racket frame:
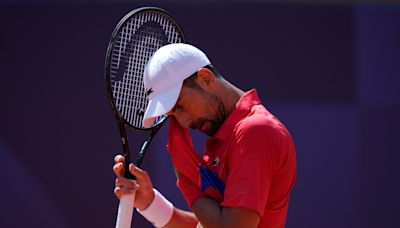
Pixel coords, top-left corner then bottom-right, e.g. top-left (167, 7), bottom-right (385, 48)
top-left (104, 6), bottom-right (186, 178)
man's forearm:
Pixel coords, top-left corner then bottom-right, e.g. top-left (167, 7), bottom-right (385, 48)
top-left (160, 196), bottom-right (223, 228)
top-left (191, 196), bottom-right (224, 228)
top-left (191, 196), bottom-right (260, 228)
top-left (163, 207), bottom-right (198, 228)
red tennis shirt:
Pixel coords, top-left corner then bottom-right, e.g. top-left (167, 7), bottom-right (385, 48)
top-left (168, 89), bottom-right (296, 228)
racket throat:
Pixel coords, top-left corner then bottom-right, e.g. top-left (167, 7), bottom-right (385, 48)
top-left (118, 123), bottom-right (135, 180)
top-left (134, 126), bottom-right (160, 167)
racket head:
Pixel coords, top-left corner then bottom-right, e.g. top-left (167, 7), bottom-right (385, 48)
top-left (105, 7), bottom-right (186, 130)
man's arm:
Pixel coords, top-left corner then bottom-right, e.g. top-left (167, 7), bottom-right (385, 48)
top-left (192, 196), bottom-right (260, 228)
top-left (172, 167), bottom-right (260, 228)
top-left (113, 155), bottom-right (259, 228)
top-left (162, 196), bottom-right (260, 228)
top-left (162, 208), bottom-right (198, 228)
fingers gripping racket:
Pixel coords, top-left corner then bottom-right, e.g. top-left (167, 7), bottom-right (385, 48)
top-left (104, 7), bottom-right (185, 228)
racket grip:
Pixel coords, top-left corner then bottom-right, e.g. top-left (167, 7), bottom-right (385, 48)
top-left (116, 193), bottom-right (135, 228)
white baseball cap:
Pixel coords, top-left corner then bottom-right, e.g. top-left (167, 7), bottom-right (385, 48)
top-left (142, 43), bottom-right (211, 128)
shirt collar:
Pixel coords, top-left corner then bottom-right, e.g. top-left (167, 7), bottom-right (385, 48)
top-left (211, 89), bottom-right (261, 141)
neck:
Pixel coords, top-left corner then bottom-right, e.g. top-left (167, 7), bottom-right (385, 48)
top-left (216, 78), bottom-right (244, 116)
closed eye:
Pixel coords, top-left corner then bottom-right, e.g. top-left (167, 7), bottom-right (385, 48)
top-left (175, 104), bottom-right (183, 112)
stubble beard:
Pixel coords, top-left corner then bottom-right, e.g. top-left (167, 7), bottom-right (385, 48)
top-left (201, 94), bottom-right (227, 137)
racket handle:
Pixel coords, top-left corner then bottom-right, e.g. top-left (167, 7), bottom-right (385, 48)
top-left (116, 193), bottom-right (135, 228)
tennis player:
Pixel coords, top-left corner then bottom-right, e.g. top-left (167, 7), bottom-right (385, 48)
top-left (113, 43), bottom-right (296, 228)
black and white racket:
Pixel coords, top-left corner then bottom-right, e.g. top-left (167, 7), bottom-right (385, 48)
top-left (104, 7), bottom-right (185, 228)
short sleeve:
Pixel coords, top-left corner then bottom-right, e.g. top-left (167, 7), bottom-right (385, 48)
top-left (220, 117), bottom-right (280, 217)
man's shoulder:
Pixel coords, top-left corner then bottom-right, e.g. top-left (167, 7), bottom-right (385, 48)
top-left (234, 104), bottom-right (289, 140)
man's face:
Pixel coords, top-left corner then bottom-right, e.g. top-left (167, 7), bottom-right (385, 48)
top-left (167, 85), bottom-right (226, 137)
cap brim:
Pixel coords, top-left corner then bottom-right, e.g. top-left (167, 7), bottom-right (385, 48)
top-left (142, 81), bottom-right (183, 128)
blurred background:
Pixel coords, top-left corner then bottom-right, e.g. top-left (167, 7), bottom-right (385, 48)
top-left (1, 0), bottom-right (399, 227)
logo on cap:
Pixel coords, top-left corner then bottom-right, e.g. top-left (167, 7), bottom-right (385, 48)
top-left (146, 88), bottom-right (154, 96)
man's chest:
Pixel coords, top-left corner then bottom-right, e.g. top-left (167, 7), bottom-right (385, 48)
top-left (204, 138), bottom-right (234, 183)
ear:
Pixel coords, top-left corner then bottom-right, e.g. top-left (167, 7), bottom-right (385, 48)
top-left (195, 67), bottom-right (216, 90)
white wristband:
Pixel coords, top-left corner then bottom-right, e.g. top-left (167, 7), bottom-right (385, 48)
top-left (137, 189), bottom-right (174, 227)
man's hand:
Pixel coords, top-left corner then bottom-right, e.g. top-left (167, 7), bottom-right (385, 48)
top-left (113, 155), bottom-right (155, 210)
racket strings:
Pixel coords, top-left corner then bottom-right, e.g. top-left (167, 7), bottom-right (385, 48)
top-left (110, 11), bottom-right (183, 128)
top-left (113, 18), bottom-right (161, 126)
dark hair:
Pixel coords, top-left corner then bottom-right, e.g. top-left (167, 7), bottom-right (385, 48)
top-left (182, 64), bottom-right (221, 89)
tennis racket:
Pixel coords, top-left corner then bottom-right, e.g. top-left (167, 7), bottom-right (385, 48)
top-left (104, 7), bottom-right (185, 228)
